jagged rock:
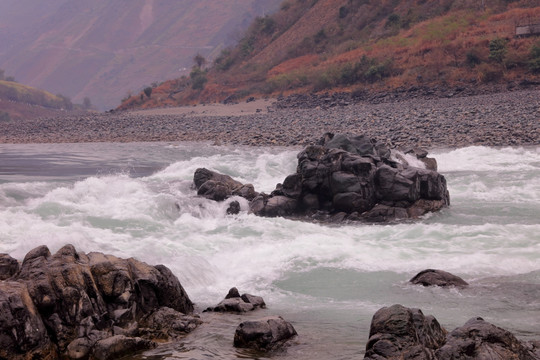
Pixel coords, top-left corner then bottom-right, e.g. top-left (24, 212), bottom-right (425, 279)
top-left (436, 317), bottom-right (538, 360)
top-left (205, 287), bottom-right (266, 313)
top-left (0, 253), bottom-right (19, 280)
top-left (195, 134), bottom-right (450, 222)
top-left (410, 269), bottom-right (469, 288)
top-left (225, 287), bottom-right (241, 299)
top-left (0, 244), bottom-right (196, 359)
top-left (364, 304), bottom-right (447, 360)
top-left (0, 281), bottom-right (57, 359)
top-left (233, 316), bottom-right (297, 351)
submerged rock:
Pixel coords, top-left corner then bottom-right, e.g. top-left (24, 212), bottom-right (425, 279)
top-left (194, 168), bottom-right (258, 201)
top-left (233, 316), bottom-right (297, 351)
top-left (226, 200), bottom-right (241, 215)
top-left (194, 133), bottom-right (450, 222)
top-left (205, 287), bottom-right (266, 313)
top-left (410, 269), bottom-right (469, 288)
top-left (0, 244), bottom-right (196, 359)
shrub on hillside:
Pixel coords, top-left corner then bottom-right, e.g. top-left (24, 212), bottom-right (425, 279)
top-left (476, 63), bottom-right (503, 83)
top-left (365, 60), bottom-right (394, 82)
top-left (465, 49), bottom-right (482, 67)
top-left (214, 49), bottom-right (235, 71)
top-left (385, 13), bottom-right (401, 28)
top-left (488, 37), bottom-right (508, 65)
top-left (143, 87), bottom-right (153, 98)
top-left (193, 54), bottom-right (206, 69)
top-left (528, 41), bottom-right (540, 73)
top-left (190, 67), bottom-right (208, 90)
top-left (339, 6), bottom-right (349, 19)
top-left (254, 16), bottom-right (277, 36)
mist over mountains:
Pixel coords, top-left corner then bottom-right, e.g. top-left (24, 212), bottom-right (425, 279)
top-left (0, 0), bottom-right (281, 110)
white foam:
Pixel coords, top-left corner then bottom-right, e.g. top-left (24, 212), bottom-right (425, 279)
top-left (435, 146), bottom-right (540, 173)
top-left (0, 143), bottom-right (539, 306)
top-left (390, 150), bottom-right (426, 169)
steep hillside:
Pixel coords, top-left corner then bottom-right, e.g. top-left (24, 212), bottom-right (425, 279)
top-left (0, 80), bottom-right (78, 121)
top-left (0, 0), bottom-right (282, 110)
top-left (119, 0), bottom-right (540, 109)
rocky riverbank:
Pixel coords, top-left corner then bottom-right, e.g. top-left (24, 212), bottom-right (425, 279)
top-left (0, 89), bottom-right (538, 148)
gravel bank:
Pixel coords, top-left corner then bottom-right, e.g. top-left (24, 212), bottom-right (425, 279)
top-left (1, 90), bottom-right (538, 149)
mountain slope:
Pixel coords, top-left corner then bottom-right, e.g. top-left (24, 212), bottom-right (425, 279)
top-left (0, 80), bottom-right (78, 121)
top-left (119, 0), bottom-right (540, 109)
top-left (0, 0), bottom-right (282, 110)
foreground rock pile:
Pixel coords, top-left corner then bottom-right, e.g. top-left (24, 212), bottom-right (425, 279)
top-left (1, 246), bottom-right (538, 359)
top-left (365, 304), bottom-right (540, 360)
top-left (195, 133), bottom-right (450, 222)
top-left (0, 245), bottom-right (198, 359)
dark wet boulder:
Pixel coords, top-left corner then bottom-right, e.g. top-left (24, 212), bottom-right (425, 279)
top-left (0, 244), bottom-right (196, 359)
top-left (194, 168), bottom-right (241, 190)
top-left (205, 287), bottom-right (266, 313)
top-left (197, 180), bottom-right (230, 201)
top-left (375, 165), bottom-right (420, 202)
top-left (226, 200), bottom-right (241, 215)
top-left (250, 194), bottom-right (298, 217)
top-left (364, 304), bottom-right (447, 360)
top-left (410, 269), bottom-right (469, 288)
top-left (232, 184), bottom-right (258, 201)
top-left (248, 133), bottom-right (449, 222)
top-left (233, 316), bottom-right (297, 351)
top-left (0, 253), bottom-right (19, 280)
top-left (436, 317), bottom-right (538, 360)
top-left (364, 305), bottom-right (539, 360)
top-left (195, 134), bottom-right (449, 223)
top-left (194, 168), bottom-right (258, 201)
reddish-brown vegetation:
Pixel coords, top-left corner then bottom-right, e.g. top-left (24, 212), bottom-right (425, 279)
top-left (119, 0), bottom-right (540, 110)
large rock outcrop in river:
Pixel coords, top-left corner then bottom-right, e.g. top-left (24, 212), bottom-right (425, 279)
top-left (0, 245), bottom-right (199, 360)
top-left (194, 133), bottom-right (450, 222)
top-left (364, 304), bottom-right (540, 360)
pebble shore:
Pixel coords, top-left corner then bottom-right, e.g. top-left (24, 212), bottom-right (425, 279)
top-left (1, 89), bottom-right (538, 149)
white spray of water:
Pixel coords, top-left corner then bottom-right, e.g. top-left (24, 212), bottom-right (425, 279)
top-left (0, 144), bottom-right (538, 304)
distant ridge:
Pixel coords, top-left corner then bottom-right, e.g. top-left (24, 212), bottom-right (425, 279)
top-left (0, 0), bottom-right (282, 110)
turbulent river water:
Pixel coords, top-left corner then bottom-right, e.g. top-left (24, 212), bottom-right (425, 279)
top-left (0, 142), bottom-right (539, 359)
